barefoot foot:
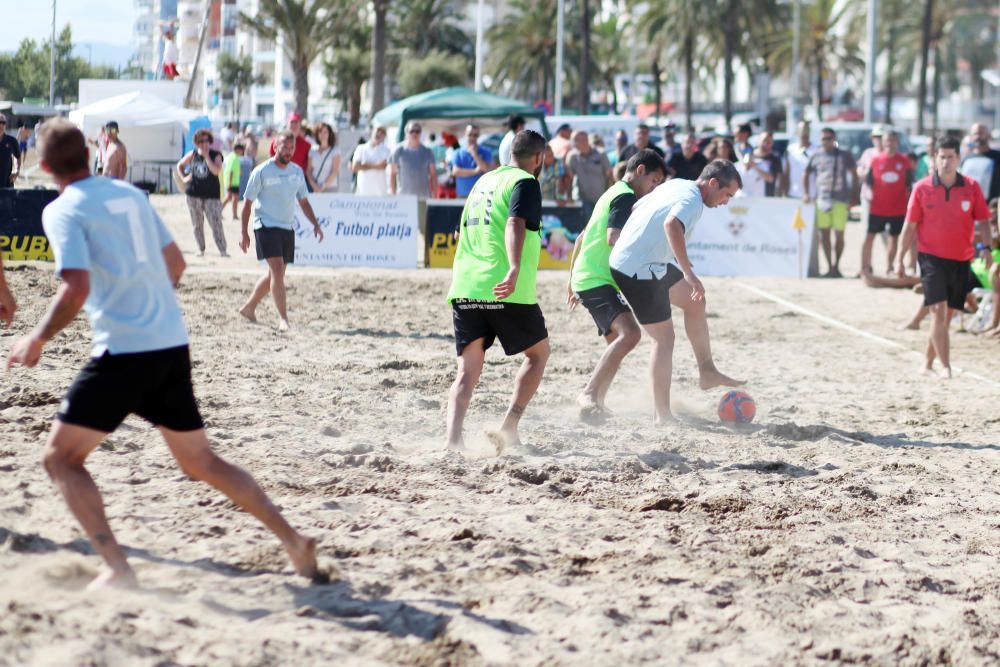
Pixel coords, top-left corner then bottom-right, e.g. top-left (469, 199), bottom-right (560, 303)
top-left (86, 566), bottom-right (138, 592)
top-left (654, 412), bottom-right (675, 426)
top-left (239, 305), bottom-right (257, 323)
top-left (278, 319), bottom-right (290, 332)
top-left (486, 429), bottom-right (541, 456)
top-left (698, 368), bottom-right (746, 390)
top-left (286, 535), bottom-right (321, 581)
top-left (577, 394), bottom-right (611, 424)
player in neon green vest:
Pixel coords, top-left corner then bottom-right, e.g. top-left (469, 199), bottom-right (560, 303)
top-left (977, 199), bottom-right (1000, 336)
top-left (445, 130), bottom-right (550, 454)
top-left (565, 149), bottom-right (667, 421)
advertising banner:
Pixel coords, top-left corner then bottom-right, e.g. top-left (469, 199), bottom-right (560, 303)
top-left (0, 189), bottom-right (59, 261)
top-left (292, 194), bottom-right (419, 268)
top-left (426, 200), bottom-right (586, 269)
top-left (689, 197), bottom-right (816, 278)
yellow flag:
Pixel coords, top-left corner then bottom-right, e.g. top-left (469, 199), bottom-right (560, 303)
top-left (792, 207), bottom-right (806, 231)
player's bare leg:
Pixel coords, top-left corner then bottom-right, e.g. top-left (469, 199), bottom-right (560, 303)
top-left (446, 339), bottom-right (485, 450)
top-left (668, 279), bottom-right (745, 390)
top-left (886, 234), bottom-right (900, 275)
top-left (240, 257), bottom-right (287, 328)
top-left (41, 421), bottom-right (137, 590)
top-left (490, 338), bottom-right (550, 454)
top-left (832, 230), bottom-right (846, 276)
top-left (820, 228), bottom-right (834, 274)
top-left (900, 304), bottom-right (929, 331)
top-left (927, 303), bottom-right (953, 378)
top-left (861, 232), bottom-right (877, 274)
top-left (578, 313), bottom-right (640, 420)
top-left (160, 427), bottom-right (320, 579)
top-left (641, 320), bottom-right (675, 424)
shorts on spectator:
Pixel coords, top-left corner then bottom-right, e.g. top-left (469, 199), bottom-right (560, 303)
top-left (868, 214), bottom-right (905, 236)
top-left (815, 202), bottom-right (849, 232)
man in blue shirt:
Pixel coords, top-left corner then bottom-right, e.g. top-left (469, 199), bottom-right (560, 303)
top-left (451, 124), bottom-right (493, 197)
top-left (239, 130), bottom-right (324, 331)
top-left (7, 120), bottom-right (321, 590)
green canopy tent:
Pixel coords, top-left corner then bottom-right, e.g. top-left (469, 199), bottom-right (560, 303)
top-left (372, 87), bottom-right (549, 143)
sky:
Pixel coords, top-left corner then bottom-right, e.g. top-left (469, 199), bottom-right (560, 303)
top-left (1, 0), bottom-right (135, 51)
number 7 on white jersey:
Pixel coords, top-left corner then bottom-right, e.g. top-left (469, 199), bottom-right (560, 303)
top-left (105, 197), bottom-right (149, 263)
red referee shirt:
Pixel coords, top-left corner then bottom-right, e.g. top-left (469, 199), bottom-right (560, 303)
top-left (905, 172), bottom-right (989, 261)
top-left (269, 134), bottom-right (311, 172)
top-left (869, 152), bottom-right (912, 217)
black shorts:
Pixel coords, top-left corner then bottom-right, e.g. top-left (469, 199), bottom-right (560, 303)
top-left (919, 252), bottom-right (970, 310)
top-left (452, 299), bottom-right (548, 356)
top-left (577, 284), bottom-right (632, 336)
top-left (868, 214), bottom-right (905, 236)
top-left (59, 345), bottom-right (204, 433)
top-left (611, 264), bottom-right (685, 325)
top-left (227, 186), bottom-right (239, 195)
top-left (254, 227), bottom-right (295, 263)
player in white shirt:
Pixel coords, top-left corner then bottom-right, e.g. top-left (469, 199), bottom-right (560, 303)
top-left (609, 160), bottom-right (744, 423)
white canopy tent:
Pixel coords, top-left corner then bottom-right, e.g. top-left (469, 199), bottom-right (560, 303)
top-left (69, 92), bottom-right (201, 163)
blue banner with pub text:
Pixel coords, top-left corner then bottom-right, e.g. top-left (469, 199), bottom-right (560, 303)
top-left (0, 188), bottom-right (59, 261)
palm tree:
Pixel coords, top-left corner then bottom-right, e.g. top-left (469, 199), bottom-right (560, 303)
top-left (578, 0), bottom-right (591, 114)
top-left (325, 46), bottom-right (368, 126)
top-left (370, 0), bottom-right (390, 114)
top-left (486, 0), bottom-right (579, 105)
top-left (763, 0), bottom-right (864, 121)
top-left (589, 15), bottom-right (630, 114)
top-left (391, 0), bottom-right (471, 59)
top-left (878, 0), bottom-right (923, 124)
top-left (241, 0), bottom-right (343, 116)
top-left (216, 52), bottom-right (264, 128)
top-left (631, 0), bottom-right (711, 131)
top-left (916, 0), bottom-right (934, 133)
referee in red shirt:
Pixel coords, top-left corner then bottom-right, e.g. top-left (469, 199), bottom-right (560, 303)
top-left (863, 130), bottom-right (913, 275)
top-left (898, 137), bottom-right (993, 378)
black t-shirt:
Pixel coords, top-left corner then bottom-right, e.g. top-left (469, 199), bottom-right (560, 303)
top-left (607, 192), bottom-right (637, 230)
top-left (758, 153), bottom-right (783, 197)
top-left (0, 135), bottom-right (21, 187)
top-left (618, 143), bottom-right (666, 164)
top-left (186, 149), bottom-right (223, 199)
top-left (509, 178), bottom-right (542, 231)
top-left (667, 152), bottom-right (708, 181)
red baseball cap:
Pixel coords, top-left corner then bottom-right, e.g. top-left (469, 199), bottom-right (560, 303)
top-left (288, 112), bottom-right (302, 122)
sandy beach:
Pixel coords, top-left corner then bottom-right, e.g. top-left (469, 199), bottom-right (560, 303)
top-left (2, 192), bottom-right (999, 666)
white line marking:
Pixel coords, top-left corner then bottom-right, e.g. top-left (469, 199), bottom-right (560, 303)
top-left (737, 282), bottom-right (1000, 389)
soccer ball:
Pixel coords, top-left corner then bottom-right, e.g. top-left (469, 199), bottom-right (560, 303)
top-left (718, 390), bottom-right (756, 424)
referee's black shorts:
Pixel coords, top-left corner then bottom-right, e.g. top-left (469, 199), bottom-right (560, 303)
top-left (918, 252), bottom-right (970, 311)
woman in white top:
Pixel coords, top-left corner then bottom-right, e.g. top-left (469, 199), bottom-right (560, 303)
top-left (307, 122), bottom-right (341, 193)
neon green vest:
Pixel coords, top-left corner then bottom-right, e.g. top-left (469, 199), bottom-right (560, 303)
top-left (570, 180), bottom-right (635, 292)
top-left (971, 248), bottom-right (1000, 289)
top-left (446, 166), bottom-right (541, 304)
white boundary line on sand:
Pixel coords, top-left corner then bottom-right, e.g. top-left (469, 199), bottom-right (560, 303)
top-left (736, 282), bottom-right (1000, 389)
